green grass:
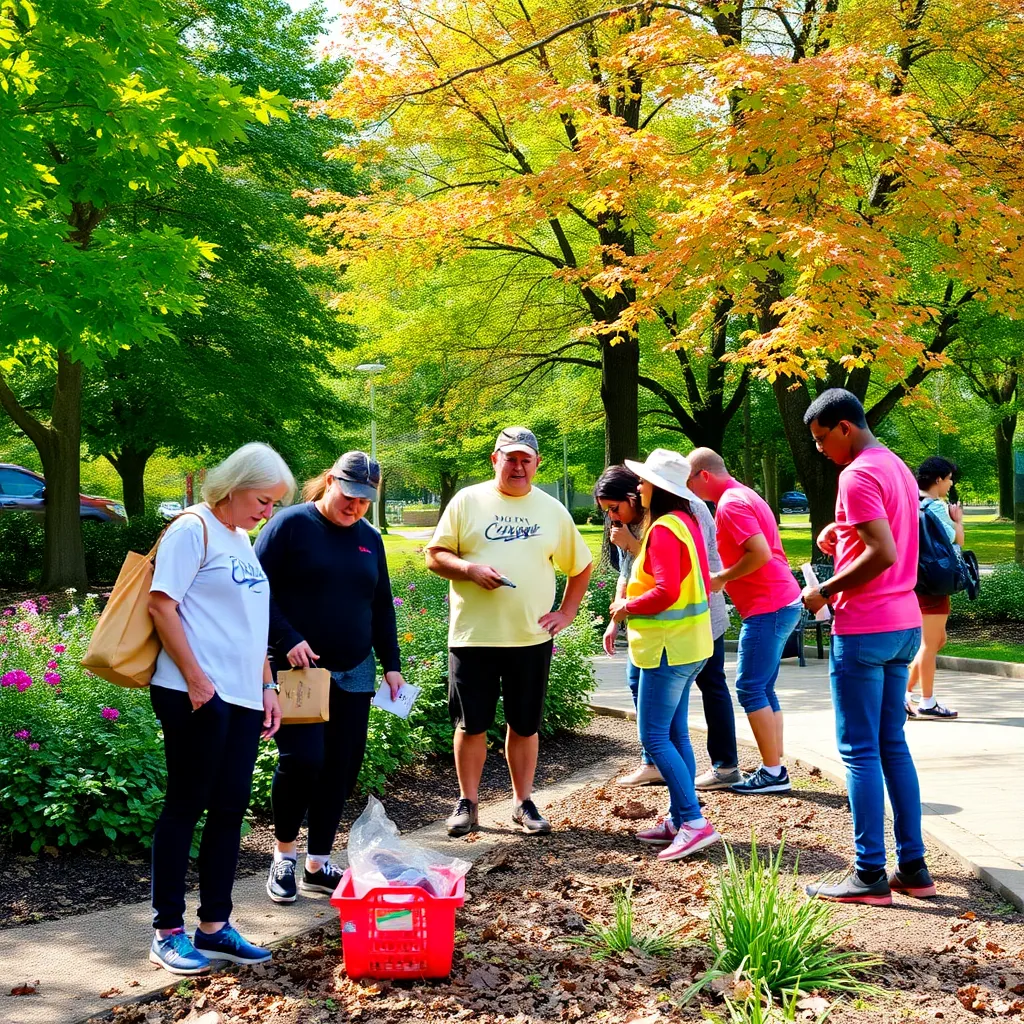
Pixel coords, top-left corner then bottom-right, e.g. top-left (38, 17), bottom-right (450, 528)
top-left (569, 878), bottom-right (682, 960)
top-left (942, 641), bottom-right (1024, 664)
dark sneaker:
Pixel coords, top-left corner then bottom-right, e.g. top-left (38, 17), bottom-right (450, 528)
top-left (446, 797), bottom-right (478, 837)
top-left (300, 859), bottom-right (344, 897)
top-left (266, 857), bottom-right (297, 904)
top-left (904, 699), bottom-right (917, 719)
top-left (193, 924), bottom-right (272, 965)
top-left (915, 703), bottom-right (958, 720)
top-left (695, 766), bottom-right (742, 791)
top-left (806, 872), bottom-right (892, 906)
top-left (149, 930), bottom-right (211, 975)
top-left (889, 865), bottom-right (937, 898)
top-left (730, 766), bottom-right (791, 795)
top-left (512, 798), bottom-right (552, 834)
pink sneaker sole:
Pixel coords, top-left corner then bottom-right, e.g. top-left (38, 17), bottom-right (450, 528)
top-left (657, 828), bottom-right (722, 861)
top-left (890, 882), bottom-right (937, 898)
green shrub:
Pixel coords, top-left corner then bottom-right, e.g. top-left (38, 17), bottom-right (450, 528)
top-left (82, 513), bottom-right (166, 585)
top-left (0, 514), bottom-right (44, 588)
top-left (571, 505), bottom-right (598, 525)
top-left (949, 561), bottom-right (1024, 625)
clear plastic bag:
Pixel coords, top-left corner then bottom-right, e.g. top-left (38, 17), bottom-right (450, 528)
top-left (347, 795), bottom-right (472, 898)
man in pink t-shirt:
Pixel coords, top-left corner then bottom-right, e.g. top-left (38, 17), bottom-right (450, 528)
top-left (689, 449), bottom-right (802, 797)
top-left (801, 389), bottom-right (930, 908)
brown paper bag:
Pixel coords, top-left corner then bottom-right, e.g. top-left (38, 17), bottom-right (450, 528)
top-left (278, 667), bottom-right (331, 724)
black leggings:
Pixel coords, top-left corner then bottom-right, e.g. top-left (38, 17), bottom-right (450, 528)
top-left (150, 687), bottom-right (263, 930)
top-left (271, 687), bottom-right (373, 854)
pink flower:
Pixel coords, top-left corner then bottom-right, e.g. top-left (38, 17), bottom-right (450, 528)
top-left (47, 660), bottom-right (57, 669)
top-left (393, 598), bottom-right (404, 607)
top-left (101, 707), bottom-right (120, 721)
top-left (407, 583), bottom-right (416, 591)
top-left (2, 609), bottom-right (12, 617)
top-left (53, 644), bottom-right (66, 654)
top-left (419, 608), bottom-right (427, 615)
top-left (28, 743), bottom-right (39, 751)
top-left (13, 729), bottom-right (30, 740)
top-left (44, 672), bottom-right (61, 686)
top-left (552, 646), bottom-right (561, 654)
top-left (15, 622), bottom-right (32, 634)
top-left (1, 669), bottom-right (31, 690)
top-left (19, 599), bottom-right (38, 616)
top-left (597, 580), bottom-right (607, 589)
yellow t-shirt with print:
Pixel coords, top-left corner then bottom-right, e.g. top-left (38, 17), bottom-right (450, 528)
top-left (428, 482), bottom-right (593, 647)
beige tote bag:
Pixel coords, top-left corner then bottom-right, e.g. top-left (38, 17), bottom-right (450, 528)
top-left (81, 512), bottom-right (208, 688)
top-left (277, 667), bottom-right (331, 724)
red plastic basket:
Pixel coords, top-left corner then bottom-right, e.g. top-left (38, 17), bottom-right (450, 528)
top-left (330, 867), bottom-right (465, 980)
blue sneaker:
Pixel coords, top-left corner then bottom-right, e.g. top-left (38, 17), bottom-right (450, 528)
top-left (149, 930), bottom-right (211, 975)
top-left (193, 924), bottom-right (272, 966)
top-left (730, 765), bottom-right (791, 794)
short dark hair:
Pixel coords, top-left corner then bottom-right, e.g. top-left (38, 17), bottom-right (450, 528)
top-left (803, 388), bottom-right (868, 430)
top-left (916, 456), bottom-right (958, 490)
top-left (647, 485), bottom-right (693, 527)
top-left (594, 465), bottom-right (641, 504)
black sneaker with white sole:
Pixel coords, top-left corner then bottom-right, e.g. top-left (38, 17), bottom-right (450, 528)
top-left (512, 798), bottom-right (551, 834)
top-left (266, 857), bottom-right (297, 903)
top-left (446, 797), bottom-right (478, 837)
top-left (730, 765), bottom-right (792, 794)
top-left (300, 859), bottom-right (344, 896)
top-left (914, 702), bottom-right (958, 720)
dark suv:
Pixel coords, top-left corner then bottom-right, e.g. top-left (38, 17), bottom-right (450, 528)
top-left (780, 490), bottom-right (810, 514)
top-left (0, 464), bottom-right (127, 522)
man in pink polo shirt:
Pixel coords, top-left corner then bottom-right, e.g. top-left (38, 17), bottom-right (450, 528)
top-left (800, 389), bottom-right (932, 908)
top-left (688, 449), bottom-right (802, 796)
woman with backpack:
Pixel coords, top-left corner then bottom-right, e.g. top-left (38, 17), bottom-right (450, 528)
top-left (906, 456), bottom-right (964, 720)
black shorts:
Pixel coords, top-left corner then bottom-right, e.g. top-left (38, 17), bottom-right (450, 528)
top-left (448, 640), bottom-right (554, 737)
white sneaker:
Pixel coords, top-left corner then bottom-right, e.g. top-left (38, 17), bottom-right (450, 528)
top-left (616, 763), bottom-right (664, 786)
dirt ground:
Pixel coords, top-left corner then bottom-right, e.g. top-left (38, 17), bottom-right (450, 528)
top-left (85, 722), bottom-right (1024, 1024)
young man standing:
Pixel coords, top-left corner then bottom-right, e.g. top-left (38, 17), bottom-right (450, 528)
top-left (801, 389), bottom-right (934, 906)
top-left (426, 427), bottom-right (593, 837)
top-left (688, 448), bottom-right (802, 795)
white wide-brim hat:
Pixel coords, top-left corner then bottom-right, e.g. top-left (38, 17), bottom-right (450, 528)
top-left (624, 449), bottom-right (698, 502)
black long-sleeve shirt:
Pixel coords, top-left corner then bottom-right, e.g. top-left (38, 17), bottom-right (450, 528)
top-left (254, 502), bottom-right (401, 675)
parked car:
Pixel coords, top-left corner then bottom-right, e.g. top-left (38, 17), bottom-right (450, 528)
top-left (780, 490), bottom-right (809, 514)
top-left (0, 464), bottom-right (127, 522)
top-left (157, 500), bottom-right (183, 520)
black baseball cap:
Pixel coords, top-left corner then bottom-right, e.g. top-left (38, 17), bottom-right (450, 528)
top-left (494, 426), bottom-right (539, 455)
top-left (331, 451), bottom-right (381, 500)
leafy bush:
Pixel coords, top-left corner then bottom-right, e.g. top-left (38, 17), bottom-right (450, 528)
top-left (689, 836), bottom-right (882, 999)
top-left (3, 564), bottom-right (601, 851)
top-left (571, 505), bottom-right (601, 525)
top-left (0, 514), bottom-right (44, 588)
top-left (949, 561), bottom-right (1024, 625)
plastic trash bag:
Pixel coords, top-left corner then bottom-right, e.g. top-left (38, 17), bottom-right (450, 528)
top-left (347, 795), bottom-right (472, 898)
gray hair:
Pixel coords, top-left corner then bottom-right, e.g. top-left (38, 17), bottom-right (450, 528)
top-left (202, 443), bottom-right (296, 506)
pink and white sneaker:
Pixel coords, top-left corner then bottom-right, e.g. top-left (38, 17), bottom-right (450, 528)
top-left (636, 817), bottom-right (677, 846)
top-left (657, 822), bottom-right (722, 862)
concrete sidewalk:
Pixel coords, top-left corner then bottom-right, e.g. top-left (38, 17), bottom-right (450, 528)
top-left (0, 754), bottom-right (617, 1024)
top-left (591, 651), bottom-right (1024, 910)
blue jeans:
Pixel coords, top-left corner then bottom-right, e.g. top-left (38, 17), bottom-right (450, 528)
top-left (628, 635), bottom-right (737, 769)
top-left (636, 650), bottom-right (707, 827)
top-left (830, 628), bottom-right (926, 872)
top-left (735, 603), bottom-right (803, 714)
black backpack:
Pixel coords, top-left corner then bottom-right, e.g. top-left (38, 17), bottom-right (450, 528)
top-left (916, 499), bottom-right (981, 600)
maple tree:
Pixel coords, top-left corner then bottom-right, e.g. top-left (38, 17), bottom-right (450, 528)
top-left (312, 0), bottom-right (1024, 543)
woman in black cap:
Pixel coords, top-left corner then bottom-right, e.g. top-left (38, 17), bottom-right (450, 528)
top-left (254, 451), bottom-right (405, 903)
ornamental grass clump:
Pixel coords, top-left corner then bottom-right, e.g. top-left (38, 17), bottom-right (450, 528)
top-left (693, 835), bottom-right (883, 998)
top-left (569, 878), bottom-right (682, 960)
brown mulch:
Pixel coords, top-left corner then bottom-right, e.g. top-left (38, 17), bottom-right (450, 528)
top-left (86, 724), bottom-right (1024, 1024)
top-left (0, 718), bottom-right (638, 929)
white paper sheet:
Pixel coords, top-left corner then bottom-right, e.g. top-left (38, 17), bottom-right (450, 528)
top-left (371, 682), bottom-right (421, 719)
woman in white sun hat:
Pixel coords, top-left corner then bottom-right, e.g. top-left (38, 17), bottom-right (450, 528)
top-left (608, 449), bottom-right (722, 862)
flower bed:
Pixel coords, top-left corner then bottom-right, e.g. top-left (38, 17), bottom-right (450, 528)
top-left (0, 570), bottom-right (601, 854)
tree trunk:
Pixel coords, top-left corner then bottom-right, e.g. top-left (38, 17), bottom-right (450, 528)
top-left (602, 336), bottom-right (639, 465)
top-left (772, 378), bottom-right (839, 561)
top-left (41, 353), bottom-right (89, 590)
top-left (377, 474), bottom-right (388, 535)
top-left (994, 414), bottom-right (1017, 521)
top-left (108, 444), bottom-right (154, 518)
top-left (742, 391), bottom-right (754, 486)
top-left (761, 450), bottom-right (780, 523)
top-left (439, 470), bottom-right (459, 516)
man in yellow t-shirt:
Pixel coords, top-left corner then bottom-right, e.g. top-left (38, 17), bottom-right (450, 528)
top-left (426, 427), bottom-right (593, 838)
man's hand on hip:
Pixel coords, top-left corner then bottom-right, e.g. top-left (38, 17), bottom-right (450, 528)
top-left (539, 608), bottom-right (575, 637)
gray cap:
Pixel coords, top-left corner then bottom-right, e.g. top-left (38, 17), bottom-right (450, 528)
top-left (494, 426), bottom-right (539, 456)
top-left (331, 451), bottom-right (381, 500)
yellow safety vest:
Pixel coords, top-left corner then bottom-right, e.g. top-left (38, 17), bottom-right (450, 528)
top-left (626, 513), bottom-right (714, 670)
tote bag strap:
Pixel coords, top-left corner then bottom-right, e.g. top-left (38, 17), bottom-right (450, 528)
top-left (149, 510), bottom-right (210, 567)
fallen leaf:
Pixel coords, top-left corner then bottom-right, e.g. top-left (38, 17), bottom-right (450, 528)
top-left (100, 987), bottom-right (122, 999)
top-left (986, 941), bottom-right (1006, 954)
top-left (960, 911), bottom-right (977, 921)
top-left (612, 800), bottom-right (655, 821)
top-left (10, 982), bottom-right (38, 996)
top-left (797, 995), bottom-right (830, 1015)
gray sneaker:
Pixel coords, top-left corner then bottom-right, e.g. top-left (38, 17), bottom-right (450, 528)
top-left (694, 766), bottom-right (742, 791)
top-left (446, 797), bottom-right (478, 837)
top-left (512, 798), bottom-right (551, 834)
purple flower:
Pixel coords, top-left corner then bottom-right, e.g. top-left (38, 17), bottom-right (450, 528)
top-left (597, 580), bottom-right (607, 589)
top-left (2, 609), bottom-right (12, 617)
top-left (46, 659), bottom-right (57, 669)
top-left (407, 583), bottom-right (416, 591)
top-left (13, 729), bottom-right (30, 740)
top-left (28, 743), bottom-right (39, 751)
top-left (1, 669), bottom-right (31, 690)
top-left (44, 672), bottom-right (61, 686)
top-left (101, 707), bottom-right (120, 721)
top-left (19, 599), bottom-right (38, 616)
top-left (393, 598), bottom-right (404, 607)
top-left (53, 644), bottom-right (66, 654)
top-left (552, 646), bottom-right (561, 654)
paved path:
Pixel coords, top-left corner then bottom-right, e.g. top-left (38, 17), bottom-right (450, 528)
top-left (0, 755), bottom-right (617, 1024)
top-left (592, 650), bottom-right (1024, 910)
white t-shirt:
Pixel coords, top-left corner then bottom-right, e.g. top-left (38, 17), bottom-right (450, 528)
top-left (150, 504), bottom-right (269, 711)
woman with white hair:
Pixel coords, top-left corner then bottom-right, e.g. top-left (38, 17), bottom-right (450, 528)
top-left (255, 452), bottom-right (406, 905)
top-left (147, 442), bottom-right (295, 976)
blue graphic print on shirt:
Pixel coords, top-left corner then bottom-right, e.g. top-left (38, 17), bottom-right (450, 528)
top-left (484, 516), bottom-right (542, 542)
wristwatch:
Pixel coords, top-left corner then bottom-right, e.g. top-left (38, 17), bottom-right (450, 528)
top-left (263, 682), bottom-right (280, 693)
top-left (817, 582), bottom-right (833, 602)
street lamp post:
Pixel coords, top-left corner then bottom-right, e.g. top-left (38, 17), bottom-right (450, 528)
top-left (355, 362), bottom-right (386, 529)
